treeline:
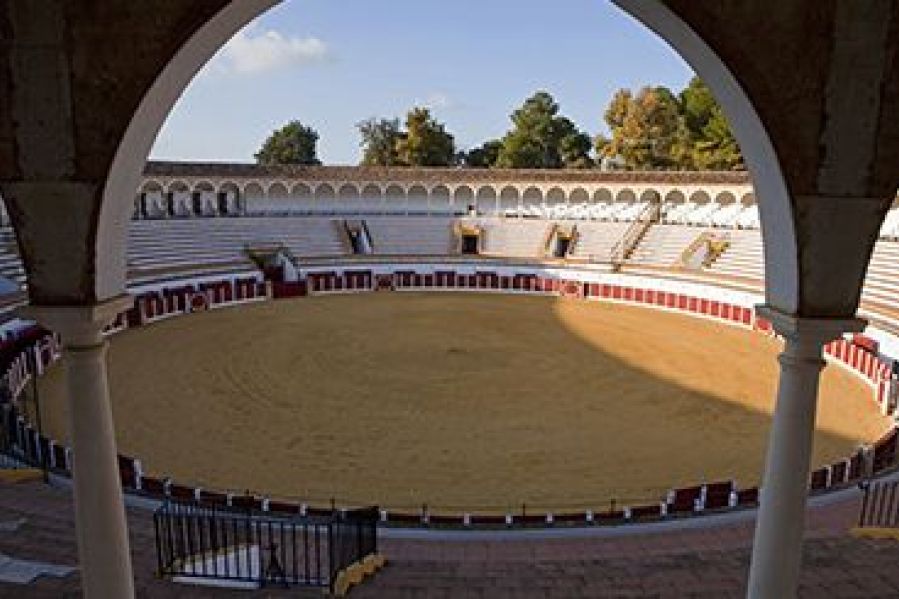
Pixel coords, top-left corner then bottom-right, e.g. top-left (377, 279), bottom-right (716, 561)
top-left (254, 77), bottom-right (743, 171)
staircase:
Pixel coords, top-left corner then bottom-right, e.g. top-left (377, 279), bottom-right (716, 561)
top-left (609, 203), bottom-right (661, 269)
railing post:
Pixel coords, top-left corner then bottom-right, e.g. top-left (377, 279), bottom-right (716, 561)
top-left (859, 481), bottom-right (871, 527)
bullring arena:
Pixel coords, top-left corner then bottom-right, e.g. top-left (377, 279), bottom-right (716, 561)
top-left (2, 163), bottom-right (899, 596)
top-left (4, 163), bottom-right (899, 526)
top-left (32, 292), bottom-right (889, 513)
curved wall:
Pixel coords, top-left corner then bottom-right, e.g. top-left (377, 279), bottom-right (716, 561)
top-left (4, 262), bottom-right (897, 529)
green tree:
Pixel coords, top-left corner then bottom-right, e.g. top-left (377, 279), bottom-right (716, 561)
top-left (557, 119), bottom-right (594, 169)
top-left (396, 107), bottom-right (456, 167)
top-left (692, 105), bottom-right (744, 170)
top-left (601, 86), bottom-right (686, 169)
top-left (254, 120), bottom-right (321, 166)
top-left (679, 77), bottom-right (717, 137)
top-left (464, 139), bottom-right (502, 168)
top-left (599, 78), bottom-right (744, 170)
top-left (495, 91), bottom-right (592, 169)
top-left (357, 117), bottom-right (403, 166)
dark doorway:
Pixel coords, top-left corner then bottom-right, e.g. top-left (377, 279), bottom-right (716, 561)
top-left (461, 235), bottom-right (479, 255)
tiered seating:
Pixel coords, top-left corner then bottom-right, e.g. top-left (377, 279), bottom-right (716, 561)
top-left (364, 217), bottom-right (454, 255)
top-left (862, 240), bottom-right (899, 309)
top-left (568, 221), bottom-right (633, 260)
top-left (128, 217), bottom-right (347, 277)
top-left (880, 207), bottom-right (899, 240)
top-left (0, 227), bottom-right (25, 289)
top-left (662, 203), bottom-right (760, 229)
top-left (629, 224), bottom-right (710, 267)
top-left (704, 228), bottom-right (764, 281)
top-left (479, 219), bottom-right (549, 258)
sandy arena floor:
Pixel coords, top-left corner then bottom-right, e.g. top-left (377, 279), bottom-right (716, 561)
top-left (35, 293), bottom-right (890, 513)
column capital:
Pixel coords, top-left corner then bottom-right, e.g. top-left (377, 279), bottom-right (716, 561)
top-left (755, 304), bottom-right (866, 345)
top-left (17, 295), bottom-right (132, 347)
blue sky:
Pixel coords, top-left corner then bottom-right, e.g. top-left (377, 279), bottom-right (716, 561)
top-left (151, 0), bottom-right (693, 165)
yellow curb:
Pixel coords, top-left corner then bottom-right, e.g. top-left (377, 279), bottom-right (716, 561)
top-left (850, 526), bottom-right (899, 540)
top-left (0, 469), bottom-right (43, 483)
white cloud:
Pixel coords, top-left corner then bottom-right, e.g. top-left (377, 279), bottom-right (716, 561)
top-left (215, 29), bottom-right (331, 75)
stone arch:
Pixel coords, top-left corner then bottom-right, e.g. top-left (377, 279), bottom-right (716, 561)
top-left (664, 189), bottom-right (687, 204)
top-left (639, 189), bottom-right (661, 203)
top-left (454, 185), bottom-right (474, 211)
top-left (291, 183), bottom-right (312, 198)
top-left (360, 184), bottom-right (383, 213)
top-left (570, 188), bottom-right (589, 204)
top-left (219, 181), bottom-right (241, 215)
top-left (338, 183), bottom-right (360, 199)
top-left (244, 181), bottom-right (265, 199)
top-left (431, 185), bottom-right (451, 214)
top-left (741, 192), bottom-right (757, 206)
top-left (338, 184), bottom-right (360, 214)
top-left (546, 187), bottom-right (566, 205)
top-left (593, 188), bottom-right (613, 204)
top-left (385, 184), bottom-right (406, 213)
top-left (140, 180), bottom-right (163, 194)
top-left (407, 185), bottom-right (429, 214)
top-left (715, 191), bottom-right (738, 205)
top-left (613, 0), bottom-right (798, 311)
top-left (290, 183), bottom-right (314, 213)
top-left (689, 190), bottom-right (712, 204)
top-left (616, 188), bottom-right (637, 203)
top-left (96, 0), bottom-right (801, 310)
top-left (191, 181), bottom-right (215, 216)
top-left (522, 186), bottom-right (542, 206)
top-left (499, 186), bottom-right (519, 214)
top-left (193, 180), bottom-right (215, 194)
top-left (476, 186), bottom-right (497, 214)
top-left (137, 180), bottom-right (164, 219)
top-left (166, 181), bottom-right (190, 217)
top-left (267, 182), bottom-right (289, 199)
top-left (166, 180), bottom-right (189, 194)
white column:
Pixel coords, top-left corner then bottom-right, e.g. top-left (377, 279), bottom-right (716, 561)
top-left (748, 306), bottom-right (865, 599)
top-left (21, 296), bottom-right (135, 599)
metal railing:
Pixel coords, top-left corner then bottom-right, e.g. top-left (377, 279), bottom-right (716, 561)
top-left (609, 202), bottom-right (661, 266)
top-left (153, 499), bottom-right (378, 591)
top-left (859, 480), bottom-right (899, 528)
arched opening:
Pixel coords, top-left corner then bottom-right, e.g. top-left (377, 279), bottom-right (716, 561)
top-left (219, 182), bottom-right (240, 215)
top-left (290, 183), bottom-right (313, 213)
top-left (78, 5), bottom-right (825, 594)
top-left (408, 185), bottom-right (429, 214)
top-left (431, 185), bottom-right (451, 215)
top-left (454, 186), bottom-right (475, 214)
top-left (139, 180), bottom-right (164, 219)
top-left (315, 183), bottom-right (336, 214)
top-left (476, 186), bottom-right (497, 215)
top-left (266, 183), bottom-right (289, 214)
top-left (338, 184), bottom-right (360, 214)
top-left (385, 185), bottom-right (406, 214)
top-left (360, 184), bottom-right (383, 214)
top-left (244, 182), bottom-right (265, 214)
top-left (167, 181), bottom-right (189, 218)
top-left (522, 187), bottom-right (543, 217)
top-left (546, 187), bottom-right (567, 218)
top-left (192, 181), bottom-right (216, 217)
top-left (499, 186), bottom-right (520, 216)
top-left (569, 188), bottom-right (590, 219)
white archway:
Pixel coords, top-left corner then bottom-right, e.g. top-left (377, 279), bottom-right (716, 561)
top-left (613, 0), bottom-right (798, 312)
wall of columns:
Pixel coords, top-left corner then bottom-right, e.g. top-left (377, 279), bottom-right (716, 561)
top-left (134, 174), bottom-right (758, 219)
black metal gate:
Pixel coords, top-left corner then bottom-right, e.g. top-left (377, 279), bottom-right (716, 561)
top-left (153, 499), bottom-right (378, 591)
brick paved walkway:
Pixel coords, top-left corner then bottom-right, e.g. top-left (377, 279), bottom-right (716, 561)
top-left (1, 481), bottom-right (899, 597)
